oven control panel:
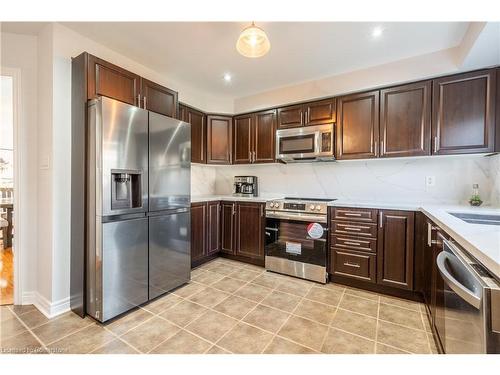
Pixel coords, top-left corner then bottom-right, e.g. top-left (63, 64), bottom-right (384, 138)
top-left (266, 199), bottom-right (330, 215)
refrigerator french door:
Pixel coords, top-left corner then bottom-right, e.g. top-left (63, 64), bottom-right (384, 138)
top-left (85, 97), bottom-right (191, 322)
top-left (148, 111), bottom-right (191, 300)
top-left (87, 97), bottom-right (150, 322)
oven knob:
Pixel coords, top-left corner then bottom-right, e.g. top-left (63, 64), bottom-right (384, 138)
top-left (269, 202), bottom-right (274, 208)
top-left (315, 205), bottom-right (321, 211)
top-left (309, 204), bottom-right (315, 210)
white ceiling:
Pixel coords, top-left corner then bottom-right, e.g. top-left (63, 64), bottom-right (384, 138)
top-left (4, 22), bottom-right (470, 98)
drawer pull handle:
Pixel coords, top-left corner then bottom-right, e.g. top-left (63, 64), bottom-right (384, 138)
top-left (344, 241), bottom-right (361, 246)
top-left (344, 227), bottom-right (361, 231)
top-left (344, 213), bottom-right (362, 217)
top-left (343, 262), bottom-right (360, 268)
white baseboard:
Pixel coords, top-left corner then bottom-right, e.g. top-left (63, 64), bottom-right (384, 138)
top-left (21, 291), bottom-right (36, 305)
top-left (21, 291), bottom-right (70, 319)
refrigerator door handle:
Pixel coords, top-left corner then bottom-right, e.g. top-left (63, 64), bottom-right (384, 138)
top-left (147, 208), bottom-right (190, 217)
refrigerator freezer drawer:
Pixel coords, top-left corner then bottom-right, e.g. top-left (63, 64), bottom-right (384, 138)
top-left (149, 211), bottom-right (191, 300)
top-left (100, 217), bottom-right (149, 322)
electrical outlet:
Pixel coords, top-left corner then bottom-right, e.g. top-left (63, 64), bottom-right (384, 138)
top-left (426, 176), bottom-right (436, 187)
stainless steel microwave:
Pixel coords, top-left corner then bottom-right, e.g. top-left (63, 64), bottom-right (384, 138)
top-left (275, 124), bottom-right (335, 163)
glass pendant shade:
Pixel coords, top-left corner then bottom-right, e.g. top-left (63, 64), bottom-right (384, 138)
top-left (236, 23), bottom-right (270, 58)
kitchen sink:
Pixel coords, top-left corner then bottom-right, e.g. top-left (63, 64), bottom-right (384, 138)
top-left (448, 212), bottom-right (500, 226)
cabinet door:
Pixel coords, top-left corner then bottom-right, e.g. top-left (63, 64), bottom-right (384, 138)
top-left (206, 201), bottom-right (220, 256)
top-left (87, 54), bottom-right (140, 106)
top-left (432, 69), bottom-right (496, 155)
top-left (220, 202), bottom-right (236, 254)
top-left (423, 219), bottom-right (436, 307)
top-left (190, 203), bottom-right (207, 264)
top-left (233, 115), bottom-right (253, 164)
top-left (377, 210), bottom-right (414, 290)
top-left (254, 109), bottom-right (276, 163)
top-left (141, 78), bottom-right (178, 118)
top-left (380, 81), bottom-right (431, 157)
top-left (304, 99), bottom-right (336, 126)
top-left (277, 104), bottom-right (304, 128)
top-left (235, 203), bottom-right (265, 260)
top-left (178, 103), bottom-right (188, 122)
top-left (207, 116), bottom-right (232, 164)
top-left (187, 108), bottom-right (206, 164)
top-left (336, 90), bottom-right (380, 160)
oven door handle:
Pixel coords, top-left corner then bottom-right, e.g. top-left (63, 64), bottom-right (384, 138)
top-left (265, 212), bottom-right (327, 223)
top-left (436, 251), bottom-right (482, 309)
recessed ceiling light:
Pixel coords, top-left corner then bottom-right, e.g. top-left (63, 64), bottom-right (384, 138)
top-left (372, 26), bottom-right (383, 38)
top-left (223, 73), bottom-right (232, 83)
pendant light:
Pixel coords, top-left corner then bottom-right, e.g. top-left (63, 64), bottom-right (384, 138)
top-left (236, 22), bottom-right (271, 58)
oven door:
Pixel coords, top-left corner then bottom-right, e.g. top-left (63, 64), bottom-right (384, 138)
top-left (265, 216), bottom-right (327, 269)
top-left (435, 240), bottom-right (485, 353)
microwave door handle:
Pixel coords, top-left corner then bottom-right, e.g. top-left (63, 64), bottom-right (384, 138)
top-left (436, 251), bottom-right (482, 309)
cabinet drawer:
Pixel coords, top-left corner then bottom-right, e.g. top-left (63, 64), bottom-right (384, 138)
top-left (332, 207), bottom-right (378, 223)
top-left (331, 235), bottom-right (377, 253)
top-left (331, 221), bottom-right (377, 238)
top-left (331, 249), bottom-right (376, 283)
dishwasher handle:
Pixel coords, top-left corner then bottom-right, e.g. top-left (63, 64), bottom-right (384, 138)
top-left (436, 251), bottom-right (482, 309)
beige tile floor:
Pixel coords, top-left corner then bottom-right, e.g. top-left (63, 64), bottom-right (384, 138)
top-left (0, 258), bottom-right (439, 354)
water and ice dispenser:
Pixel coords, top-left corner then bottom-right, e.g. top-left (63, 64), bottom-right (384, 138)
top-left (110, 169), bottom-right (143, 211)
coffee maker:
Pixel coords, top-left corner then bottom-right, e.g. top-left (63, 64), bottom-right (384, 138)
top-left (233, 176), bottom-right (258, 197)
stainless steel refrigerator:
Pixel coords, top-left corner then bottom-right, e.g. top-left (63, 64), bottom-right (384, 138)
top-left (86, 96), bottom-right (190, 322)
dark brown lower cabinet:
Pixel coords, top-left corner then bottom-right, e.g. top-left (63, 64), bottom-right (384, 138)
top-left (330, 207), bottom-right (416, 293)
top-left (377, 210), bottom-right (415, 290)
top-left (206, 201), bottom-right (220, 256)
top-left (191, 202), bottom-right (207, 265)
top-left (235, 202), bottom-right (265, 260)
top-left (220, 201), bottom-right (236, 254)
top-left (190, 201), bottom-right (220, 267)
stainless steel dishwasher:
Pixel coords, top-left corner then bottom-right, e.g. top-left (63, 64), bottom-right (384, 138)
top-left (435, 238), bottom-right (500, 353)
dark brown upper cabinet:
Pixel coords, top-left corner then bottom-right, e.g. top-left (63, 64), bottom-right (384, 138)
top-left (207, 115), bottom-right (232, 164)
top-left (254, 110), bottom-right (276, 163)
top-left (178, 103), bottom-right (187, 121)
top-left (377, 210), bottom-right (415, 290)
top-left (304, 99), bottom-right (336, 126)
top-left (187, 107), bottom-right (206, 164)
top-left (141, 78), bottom-right (178, 118)
top-left (233, 114), bottom-right (253, 164)
top-left (277, 104), bottom-right (304, 128)
top-left (380, 81), bottom-right (432, 157)
top-left (432, 69), bottom-right (496, 155)
top-left (87, 54), bottom-right (141, 106)
top-left (277, 99), bottom-right (336, 129)
top-left (234, 110), bottom-right (276, 164)
top-left (336, 90), bottom-right (380, 160)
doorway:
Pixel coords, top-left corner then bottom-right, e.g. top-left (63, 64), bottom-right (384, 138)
top-left (0, 73), bottom-right (16, 305)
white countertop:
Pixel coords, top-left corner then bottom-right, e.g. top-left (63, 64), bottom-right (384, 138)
top-left (192, 195), bottom-right (500, 279)
top-left (328, 199), bottom-right (420, 211)
top-left (420, 204), bottom-right (500, 280)
top-left (191, 194), bottom-right (282, 203)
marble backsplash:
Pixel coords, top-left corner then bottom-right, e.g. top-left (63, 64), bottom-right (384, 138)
top-left (192, 154), bottom-right (500, 206)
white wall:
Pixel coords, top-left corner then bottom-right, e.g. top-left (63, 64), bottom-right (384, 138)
top-left (192, 155), bottom-right (498, 206)
top-left (0, 31), bottom-right (39, 302)
top-left (489, 154), bottom-right (500, 205)
top-left (233, 48), bottom-right (460, 113)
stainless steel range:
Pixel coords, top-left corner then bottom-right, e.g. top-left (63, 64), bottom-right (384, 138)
top-left (264, 197), bottom-right (335, 283)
